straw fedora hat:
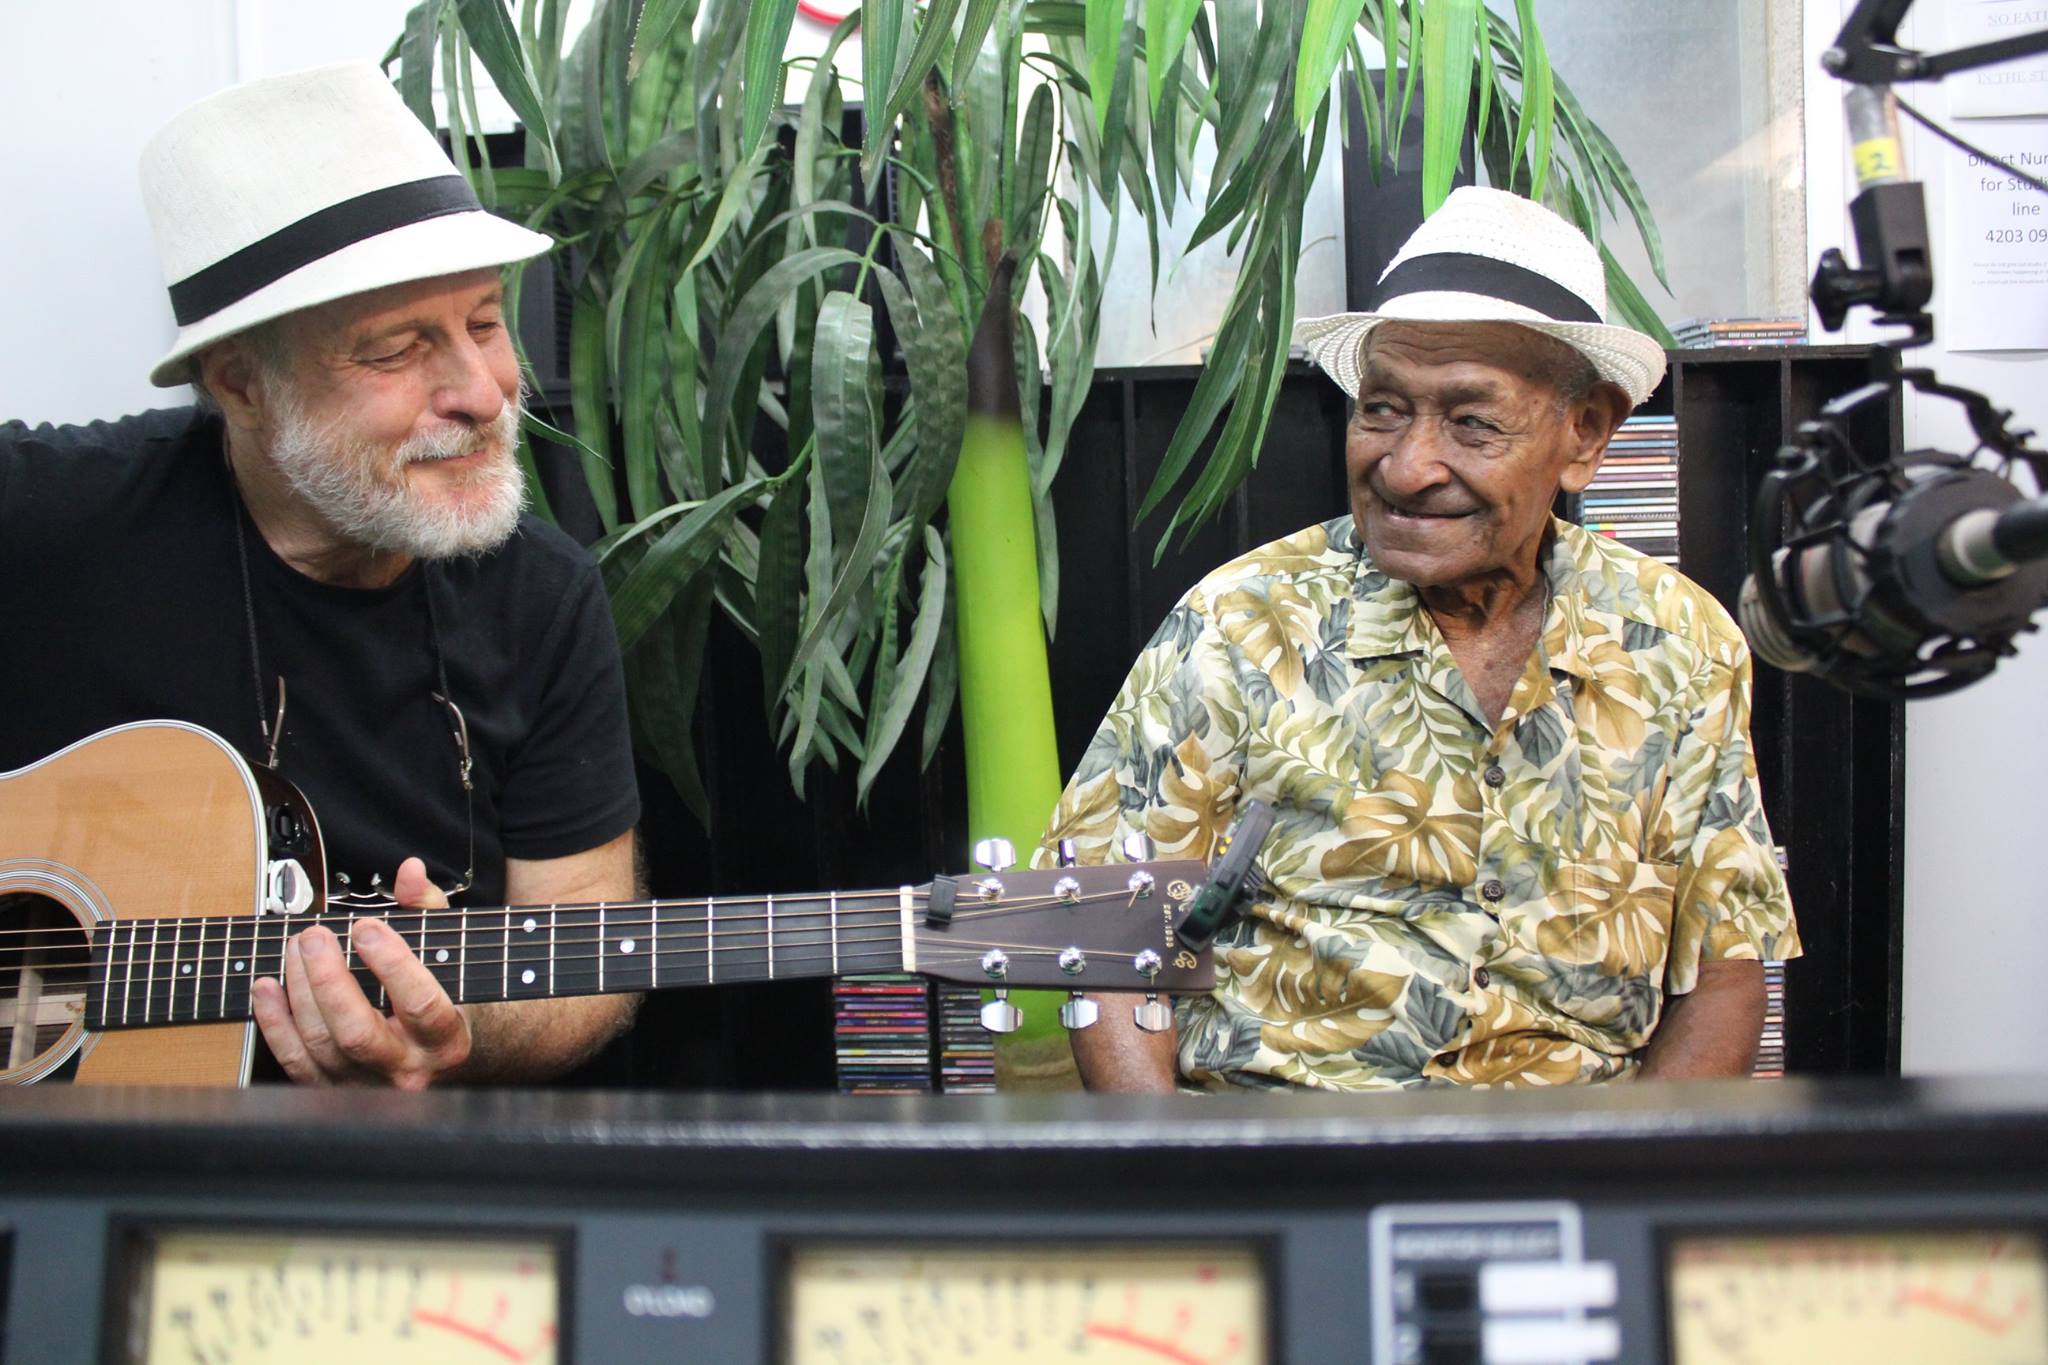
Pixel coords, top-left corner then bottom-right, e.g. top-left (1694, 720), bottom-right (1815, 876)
top-left (1295, 185), bottom-right (1666, 407)
top-left (140, 63), bottom-right (551, 387)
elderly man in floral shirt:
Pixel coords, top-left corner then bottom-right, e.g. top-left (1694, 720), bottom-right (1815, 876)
top-left (1038, 188), bottom-right (1799, 1093)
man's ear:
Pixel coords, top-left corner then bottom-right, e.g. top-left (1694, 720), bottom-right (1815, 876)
top-left (193, 339), bottom-right (271, 430)
top-left (1557, 381), bottom-right (1632, 496)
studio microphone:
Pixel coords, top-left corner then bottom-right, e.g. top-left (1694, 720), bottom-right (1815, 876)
top-left (1738, 451), bottom-right (2048, 698)
top-left (1738, 78), bottom-right (2048, 699)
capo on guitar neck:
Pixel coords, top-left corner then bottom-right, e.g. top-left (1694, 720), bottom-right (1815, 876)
top-left (924, 876), bottom-right (959, 927)
top-left (1174, 800), bottom-right (1277, 951)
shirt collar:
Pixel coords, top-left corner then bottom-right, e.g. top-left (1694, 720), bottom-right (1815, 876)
top-left (1344, 517), bottom-right (1599, 683)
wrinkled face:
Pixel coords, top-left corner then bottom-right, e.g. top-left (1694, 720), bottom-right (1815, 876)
top-left (1345, 321), bottom-right (1610, 591)
top-left (260, 269), bottom-right (527, 559)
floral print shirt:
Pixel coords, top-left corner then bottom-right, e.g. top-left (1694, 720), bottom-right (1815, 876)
top-left (1035, 515), bottom-right (1800, 1091)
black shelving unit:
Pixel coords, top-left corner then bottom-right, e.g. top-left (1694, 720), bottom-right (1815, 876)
top-left (1662, 344), bottom-right (1906, 1076)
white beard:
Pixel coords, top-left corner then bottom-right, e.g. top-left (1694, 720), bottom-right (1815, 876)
top-left (265, 391), bottom-right (529, 560)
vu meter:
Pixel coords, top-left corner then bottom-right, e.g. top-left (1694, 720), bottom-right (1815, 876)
top-left (118, 1228), bottom-right (559, 1364)
top-left (1669, 1229), bottom-right (2048, 1365)
top-left (784, 1242), bottom-right (1265, 1364)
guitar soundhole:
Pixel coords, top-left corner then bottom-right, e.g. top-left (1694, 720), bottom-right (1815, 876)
top-left (0, 892), bottom-right (91, 1083)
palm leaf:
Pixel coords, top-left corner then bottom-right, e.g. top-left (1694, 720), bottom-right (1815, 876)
top-left (609, 476), bottom-right (764, 652)
top-left (453, 0), bottom-right (560, 180)
top-left (1418, 0), bottom-right (1477, 214)
top-left (1295, 0), bottom-right (1369, 133)
top-left (860, 0), bottom-right (911, 182)
top-left (630, 0), bottom-right (695, 79)
top-left (811, 290), bottom-right (882, 557)
top-left (738, 0), bottom-right (800, 158)
top-left (879, 0), bottom-right (967, 138)
top-left (1145, 0), bottom-right (1205, 113)
top-left (1510, 0), bottom-right (1552, 197)
top-left (856, 527), bottom-right (949, 800)
top-left (398, 1), bottom-right (445, 128)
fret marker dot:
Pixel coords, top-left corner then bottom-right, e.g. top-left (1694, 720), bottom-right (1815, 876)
top-left (521, 969), bottom-right (536, 985)
top-left (434, 949), bottom-right (449, 963)
top-left (181, 963), bottom-right (193, 975)
top-left (620, 938), bottom-right (636, 954)
top-left (522, 917), bottom-right (538, 934)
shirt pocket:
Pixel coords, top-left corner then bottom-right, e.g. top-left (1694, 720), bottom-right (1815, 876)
top-left (1532, 858), bottom-right (1681, 981)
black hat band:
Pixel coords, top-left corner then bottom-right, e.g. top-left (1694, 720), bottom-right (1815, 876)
top-left (1369, 251), bottom-right (1602, 325)
top-left (167, 175), bottom-right (483, 326)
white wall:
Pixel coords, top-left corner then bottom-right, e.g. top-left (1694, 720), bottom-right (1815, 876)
top-left (1, 1), bottom-right (419, 426)
top-left (1804, 1), bottom-right (2048, 1075)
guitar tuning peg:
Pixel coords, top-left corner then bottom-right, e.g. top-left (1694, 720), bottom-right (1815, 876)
top-left (1059, 992), bottom-right (1099, 1030)
top-left (1118, 832), bottom-right (1155, 862)
top-left (1056, 838), bottom-right (1079, 867)
top-left (1130, 946), bottom-right (1170, 1032)
top-left (972, 837), bottom-right (1017, 872)
top-left (980, 990), bottom-right (1023, 1034)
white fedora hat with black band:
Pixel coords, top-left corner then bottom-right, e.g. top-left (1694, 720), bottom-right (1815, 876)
top-left (1295, 185), bottom-right (1666, 408)
top-left (141, 63), bottom-right (552, 388)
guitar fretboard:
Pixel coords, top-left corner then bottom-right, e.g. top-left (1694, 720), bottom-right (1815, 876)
top-left (83, 892), bottom-right (910, 1031)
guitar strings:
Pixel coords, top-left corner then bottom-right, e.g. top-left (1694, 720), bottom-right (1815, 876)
top-left (68, 944), bottom-right (915, 1009)
top-left (8, 879), bottom-right (1201, 1012)
top-left (0, 880), bottom-right (1179, 943)
top-left (77, 927), bottom-right (1158, 994)
top-left (78, 943), bottom-right (1174, 1023)
top-left (0, 891), bottom-right (908, 943)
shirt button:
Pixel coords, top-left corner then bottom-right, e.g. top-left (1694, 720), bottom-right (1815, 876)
top-left (1481, 878), bottom-right (1505, 902)
top-left (1474, 967), bottom-right (1491, 989)
top-left (1484, 764), bottom-right (1505, 788)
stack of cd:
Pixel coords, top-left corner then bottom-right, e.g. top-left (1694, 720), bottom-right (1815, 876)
top-left (1755, 845), bottom-right (1789, 1079)
top-left (1755, 962), bottom-right (1788, 1080)
top-left (1673, 316), bottom-right (1807, 348)
top-left (934, 986), bottom-right (997, 1093)
top-left (1583, 414), bottom-right (1680, 563)
top-left (831, 974), bottom-right (933, 1094)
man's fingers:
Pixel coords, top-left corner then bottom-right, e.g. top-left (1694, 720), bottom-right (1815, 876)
top-left (351, 917), bottom-right (469, 1059)
top-left (280, 934), bottom-right (344, 1073)
top-left (263, 920), bottom-right (471, 1089)
top-left (392, 857), bottom-right (450, 911)
top-left (252, 975), bottom-right (328, 1086)
top-left (292, 925), bottom-right (405, 1076)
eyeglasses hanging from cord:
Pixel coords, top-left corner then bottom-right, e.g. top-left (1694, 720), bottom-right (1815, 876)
top-left (227, 473), bottom-right (477, 903)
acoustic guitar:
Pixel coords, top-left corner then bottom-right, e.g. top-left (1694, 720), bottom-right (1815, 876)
top-left (0, 721), bottom-right (1240, 1086)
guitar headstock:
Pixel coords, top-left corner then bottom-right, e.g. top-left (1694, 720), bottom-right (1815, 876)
top-left (910, 859), bottom-right (1215, 996)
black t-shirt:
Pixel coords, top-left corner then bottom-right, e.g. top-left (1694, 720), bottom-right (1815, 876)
top-left (0, 407), bottom-right (640, 908)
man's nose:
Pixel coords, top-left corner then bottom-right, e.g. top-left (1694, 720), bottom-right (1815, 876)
top-left (430, 334), bottom-right (508, 427)
top-left (1374, 420), bottom-right (1454, 497)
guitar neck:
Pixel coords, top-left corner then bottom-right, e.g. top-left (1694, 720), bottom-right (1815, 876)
top-left (84, 890), bottom-right (915, 1032)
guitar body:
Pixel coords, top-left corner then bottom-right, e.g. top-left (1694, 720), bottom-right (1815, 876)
top-left (0, 721), bottom-right (278, 1086)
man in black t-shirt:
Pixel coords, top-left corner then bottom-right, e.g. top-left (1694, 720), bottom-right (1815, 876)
top-left (0, 66), bottom-right (642, 1087)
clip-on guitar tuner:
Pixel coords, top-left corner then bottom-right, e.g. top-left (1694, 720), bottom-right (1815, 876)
top-left (1174, 800), bottom-right (1276, 951)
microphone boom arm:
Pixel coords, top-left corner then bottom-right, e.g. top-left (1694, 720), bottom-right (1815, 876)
top-left (1824, 0), bottom-right (2048, 85)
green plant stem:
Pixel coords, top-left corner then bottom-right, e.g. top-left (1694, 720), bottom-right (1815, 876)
top-left (947, 411), bottom-right (1061, 848)
top-left (949, 259), bottom-right (1067, 1053)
